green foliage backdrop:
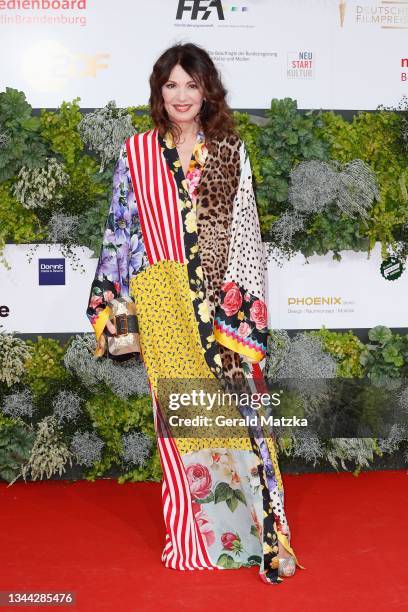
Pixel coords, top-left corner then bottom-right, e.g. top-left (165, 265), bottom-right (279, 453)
top-left (0, 89), bottom-right (407, 265)
top-left (0, 326), bottom-right (407, 484)
top-left (0, 89), bottom-right (407, 483)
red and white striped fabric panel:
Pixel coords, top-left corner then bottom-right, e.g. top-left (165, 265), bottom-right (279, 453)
top-left (126, 129), bottom-right (185, 266)
top-left (251, 362), bottom-right (268, 394)
top-left (150, 389), bottom-right (217, 571)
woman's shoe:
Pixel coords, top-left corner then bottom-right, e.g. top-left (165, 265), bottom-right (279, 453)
top-left (278, 556), bottom-right (296, 577)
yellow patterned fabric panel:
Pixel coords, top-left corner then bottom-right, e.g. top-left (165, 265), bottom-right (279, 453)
top-left (129, 260), bottom-right (212, 390)
top-left (129, 260), bottom-right (253, 454)
top-left (174, 437), bottom-right (253, 453)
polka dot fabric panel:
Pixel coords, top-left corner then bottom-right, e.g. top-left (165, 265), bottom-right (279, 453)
top-left (224, 143), bottom-right (266, 299)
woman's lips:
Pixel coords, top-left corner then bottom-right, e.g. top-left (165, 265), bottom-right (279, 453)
top-left (173, 104), bottom-right (192, 112)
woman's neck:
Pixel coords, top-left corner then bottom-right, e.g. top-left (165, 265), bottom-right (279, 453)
top-left (174, 120), bottom-right (201, 141)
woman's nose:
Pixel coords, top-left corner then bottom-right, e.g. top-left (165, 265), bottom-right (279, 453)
top-left (174, 88), bottom-right (190, 101)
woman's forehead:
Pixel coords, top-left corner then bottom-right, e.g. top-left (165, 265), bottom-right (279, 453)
top-left (167, 64), bottom-right (198, 83)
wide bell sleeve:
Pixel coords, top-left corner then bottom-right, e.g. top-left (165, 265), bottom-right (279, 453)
top-left (213, 142), bottom-right (268, 363)
top-left (86, 141), bottom-right (147, 348)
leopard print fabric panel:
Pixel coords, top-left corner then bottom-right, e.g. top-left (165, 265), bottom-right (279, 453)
top-left (196, 133), bottom-right (244, 381)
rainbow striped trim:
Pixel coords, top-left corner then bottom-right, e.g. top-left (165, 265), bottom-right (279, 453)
top-left (213, 318), bottom-right (266, 362)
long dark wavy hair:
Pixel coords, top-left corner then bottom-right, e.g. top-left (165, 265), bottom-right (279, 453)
top-left (149, 43), bottom-right (236, 147)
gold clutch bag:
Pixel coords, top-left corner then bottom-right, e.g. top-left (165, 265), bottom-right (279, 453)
top-left (95, 296), bottom-right (140, 358)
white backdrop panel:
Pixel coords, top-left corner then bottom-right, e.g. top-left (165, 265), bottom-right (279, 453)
top-left (0, 0), bottom-right (406, 109)
top-left (0, 243), bottom-right (406, 334)
top-left (266, 243), bottom-right (408, 329)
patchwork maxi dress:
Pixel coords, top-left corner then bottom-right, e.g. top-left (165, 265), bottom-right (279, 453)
top-left (87, 128), bottom-right (304, 584)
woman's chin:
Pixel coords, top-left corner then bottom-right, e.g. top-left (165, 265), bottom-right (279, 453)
top-left (169, 112), bottom-right (198, 124)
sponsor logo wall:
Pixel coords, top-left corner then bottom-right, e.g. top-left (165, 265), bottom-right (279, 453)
top-left (0, 243), bottom-right (406, 334)
top-left (0, 0), bottom-right (406, 109)
top-left (0, 1), bottom-right (406, 334)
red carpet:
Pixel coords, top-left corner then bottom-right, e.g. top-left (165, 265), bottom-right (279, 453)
top-left (1, 470), bottom-right (407, 612)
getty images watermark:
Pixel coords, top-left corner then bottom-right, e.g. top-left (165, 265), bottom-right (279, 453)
top-left (165, 388), bottom-right (308, 429)
top-left (157, 377), bottom-right (408, 439)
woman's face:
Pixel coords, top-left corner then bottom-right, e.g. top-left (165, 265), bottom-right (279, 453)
top-left (161, 63), bottom-right (204, 128)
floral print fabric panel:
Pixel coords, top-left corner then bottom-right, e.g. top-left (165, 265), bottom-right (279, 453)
top-left (86, 144), bottom-right (148, 340)
top-left (215, 282), bottom-right (268, 362)
top-left (184, 449), bottom-right (265, 570)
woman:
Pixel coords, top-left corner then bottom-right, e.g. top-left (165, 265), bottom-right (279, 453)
top-left (87, 43), bottom-right (304, 584)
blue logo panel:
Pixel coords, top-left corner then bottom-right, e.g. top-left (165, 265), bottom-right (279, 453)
top-left (39, 258), bottom-right (66, 286)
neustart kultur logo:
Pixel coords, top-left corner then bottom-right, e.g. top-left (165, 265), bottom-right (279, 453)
top-left (287, 51), bottom-right (314, 79)
top-left (38, 258), bottom-right (66, 286)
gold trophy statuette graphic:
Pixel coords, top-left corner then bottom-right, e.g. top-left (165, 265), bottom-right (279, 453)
top-left (339, 0), bottom-right (346, 27)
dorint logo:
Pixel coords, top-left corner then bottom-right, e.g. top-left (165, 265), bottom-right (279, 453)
top-left (39, 258), bottom-right (66, 286)
top-left (176, 0), bottom-right (225, 20)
